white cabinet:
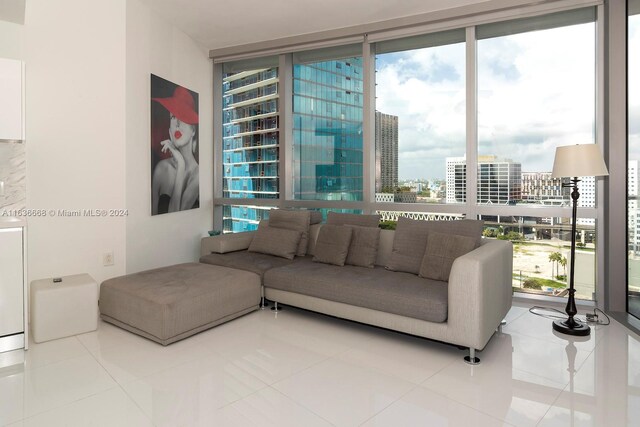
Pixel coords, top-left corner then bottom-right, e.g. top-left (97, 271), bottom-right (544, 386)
top-left (0, 220), bottom-right (26, 353)
top-left (0, 58), bottom-right (24, 142)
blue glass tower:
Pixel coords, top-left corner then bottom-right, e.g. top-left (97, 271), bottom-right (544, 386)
top-left (293, 57), bottom-right (364, 201)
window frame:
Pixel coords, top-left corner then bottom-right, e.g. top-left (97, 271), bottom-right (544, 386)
top-left (212, 0), bottom-right (606, 303)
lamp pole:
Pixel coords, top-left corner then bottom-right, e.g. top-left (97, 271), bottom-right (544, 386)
top-left (553, 178), bottom-right (590, 336)
top-left (550, 144), bottom-right (608, 337)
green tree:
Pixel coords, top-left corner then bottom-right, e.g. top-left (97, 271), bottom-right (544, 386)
top-left (548, 252), bottom-right (562, 279)
top-left (378, 220), bottom-right (397, 230)
top-left (483, 228), bottom-right (498, 238)
top-left (505, 231), bottom-right (523, 242)
top-left (523, 278), bottom-right (542, 290)
top-left (559, 256), bottom-right (567, 278)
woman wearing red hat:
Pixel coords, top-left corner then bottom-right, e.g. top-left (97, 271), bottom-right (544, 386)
top-left (151, 83), bottom-right (200, 215)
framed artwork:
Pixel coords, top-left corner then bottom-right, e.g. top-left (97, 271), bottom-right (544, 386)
top-left (150, 74), bottom-right (200, 215)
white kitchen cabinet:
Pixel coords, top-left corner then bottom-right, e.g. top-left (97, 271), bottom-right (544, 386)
top-left (0, 218), bottom-right (26, 353)
top-left (0, 58), bottom-right (24, 142)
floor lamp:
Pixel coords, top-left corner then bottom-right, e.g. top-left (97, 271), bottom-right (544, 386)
top-left (551, 144), bottom-right (609, 336)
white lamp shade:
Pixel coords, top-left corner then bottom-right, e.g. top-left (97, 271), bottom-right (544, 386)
top-left (551, 144), bottom-right (609, 178)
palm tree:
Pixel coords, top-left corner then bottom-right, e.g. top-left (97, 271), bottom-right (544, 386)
top-left (559, 256), bottom-right (567, 280)
top-left (548, 252), bottom-right (562, 279)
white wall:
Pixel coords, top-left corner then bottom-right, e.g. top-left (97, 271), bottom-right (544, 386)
top-left (19, 0), bottom-right (213, 283)
top-left (24, 0), bottom-right (127, 284)
top-left (0, 20), bottom-right (23, 59)
top-left (125, 0), bottom-right (213, 273)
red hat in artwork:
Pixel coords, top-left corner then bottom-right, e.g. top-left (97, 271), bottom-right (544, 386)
top-left (152, 86), bottom-right (199, 125)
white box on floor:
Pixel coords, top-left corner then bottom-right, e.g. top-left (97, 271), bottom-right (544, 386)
top-left (30, 274), bottom-right (98, 343)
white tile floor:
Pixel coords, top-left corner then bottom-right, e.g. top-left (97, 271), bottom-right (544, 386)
top-left (1, 303), bottom-right (639, 427)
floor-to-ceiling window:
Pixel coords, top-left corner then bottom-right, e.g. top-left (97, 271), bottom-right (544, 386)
top-left (214, 5), bottom-right (603, 302)
top-left (628, 0), bottom-right (640, 319)
top-left (374, 29), bottom-right (465, 205)
top-left (476, 9), bottom-right (598, 299)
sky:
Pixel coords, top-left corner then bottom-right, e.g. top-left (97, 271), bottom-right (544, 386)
top-left (376, 22), bottom-right (598, 181)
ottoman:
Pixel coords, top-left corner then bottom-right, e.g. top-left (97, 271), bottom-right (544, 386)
top-left (99, 263), bottom-right (260, 345)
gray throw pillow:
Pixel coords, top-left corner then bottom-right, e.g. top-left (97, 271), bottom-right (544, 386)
top-left (313, 225), bottom-right (353, 266)
top-left (282, 208), bottom-right (322, 225)
top-left (248, 225), bottom-right (302, 260)
top-left (327, 212), bottom-right (380, 228)
top-left (345, 225), bottom-right (381, 268)
top-left (387, 217), bottom-right (483, 274)
top-left (268, 209), bottom-right (311, 256)
top-left (419, 232), bottom-right (477, 281)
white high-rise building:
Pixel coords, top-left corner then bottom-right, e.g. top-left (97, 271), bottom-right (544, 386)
top-left (629, 160), bottom-right (640, 253)
top-left (446, 156), bottom-right (521, 205)
top-left (521, 172), bottom-right (569, 204)
top-left (445, 157), bottom-right (467, 204)
top-left (577, 176), bottom-right (596, 226)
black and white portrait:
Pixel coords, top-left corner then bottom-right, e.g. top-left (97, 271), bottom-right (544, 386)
top-left (150, 74), bottom-right (199, 215)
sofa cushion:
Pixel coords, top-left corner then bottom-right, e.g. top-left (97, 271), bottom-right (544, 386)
top-left (313, 225), bottom-right (353, 266)
top-left (268, 210), bottom-right (311, 256)
top-left (200, 250), bottom-right (294, 279)
top-left (345, 225), bottom-right (380, 268)
top-left (265, 260), bottom-right (448, 323)
top-left (248, 225), bottom-right (301, 260)
top-left (282, 208), bottom-right (322, 225)
top-left (419, 232), bottom-right (477, 281)
top-left (327, 212), bottom-right (380, 228)
top-left (387, 217), bottom-right (483, 274)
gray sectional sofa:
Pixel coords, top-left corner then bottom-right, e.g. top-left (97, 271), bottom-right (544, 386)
top-left (200, 212), bottom-right (513, 363)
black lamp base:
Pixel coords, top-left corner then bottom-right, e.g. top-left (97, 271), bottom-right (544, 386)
top-left (552, 319), bottom-right (591, 336)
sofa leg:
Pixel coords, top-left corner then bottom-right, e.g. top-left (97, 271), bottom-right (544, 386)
top-left (464, 348), bottom-right (480, 365)
top-left (271, 301), bottom-right (281, 312)
top-left (259, 287), bottom-right (269, 309)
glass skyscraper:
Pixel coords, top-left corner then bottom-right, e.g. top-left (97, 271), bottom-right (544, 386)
top-left (222, 67), bottom-right (279, 232)
top-left (293, 57), bottom-right (364, 201)
top-left (222, 57), bottom-right (364, 232)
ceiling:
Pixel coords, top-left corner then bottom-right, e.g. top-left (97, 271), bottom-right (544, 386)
top-left (0, 1), bottom-right (489, 49)
top-left (147, 0), bottom-right (488, 50)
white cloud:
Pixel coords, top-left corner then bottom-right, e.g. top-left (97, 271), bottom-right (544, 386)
top-left (376, 22), bottom-right (597, 180)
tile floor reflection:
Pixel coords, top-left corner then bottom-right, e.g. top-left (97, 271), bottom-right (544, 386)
top-left (0, 303), bottom-right (638, 426)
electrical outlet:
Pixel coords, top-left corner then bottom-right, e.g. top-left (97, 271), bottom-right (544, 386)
top-left (103, 251), bottom-right (114, 266)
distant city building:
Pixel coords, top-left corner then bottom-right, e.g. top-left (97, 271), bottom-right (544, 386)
top-left (446, 157), bottom-right (467, 203)
top-left (629, 160), bottom-right (640, 253)
top-left (405, 181), bottom-right (424, 193)
top-left (375, 112), bottom-right (398, 192)
top-left (577, 176), bottom-right (596, 226)
top-left (446, 155), bottom-right (522, 205)
top-left (521, 172), bottom-right (570, 204)
top-left (222, 67), bottom-right (280, 232)
top-left (394, 192), bottom-right (417, 203)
